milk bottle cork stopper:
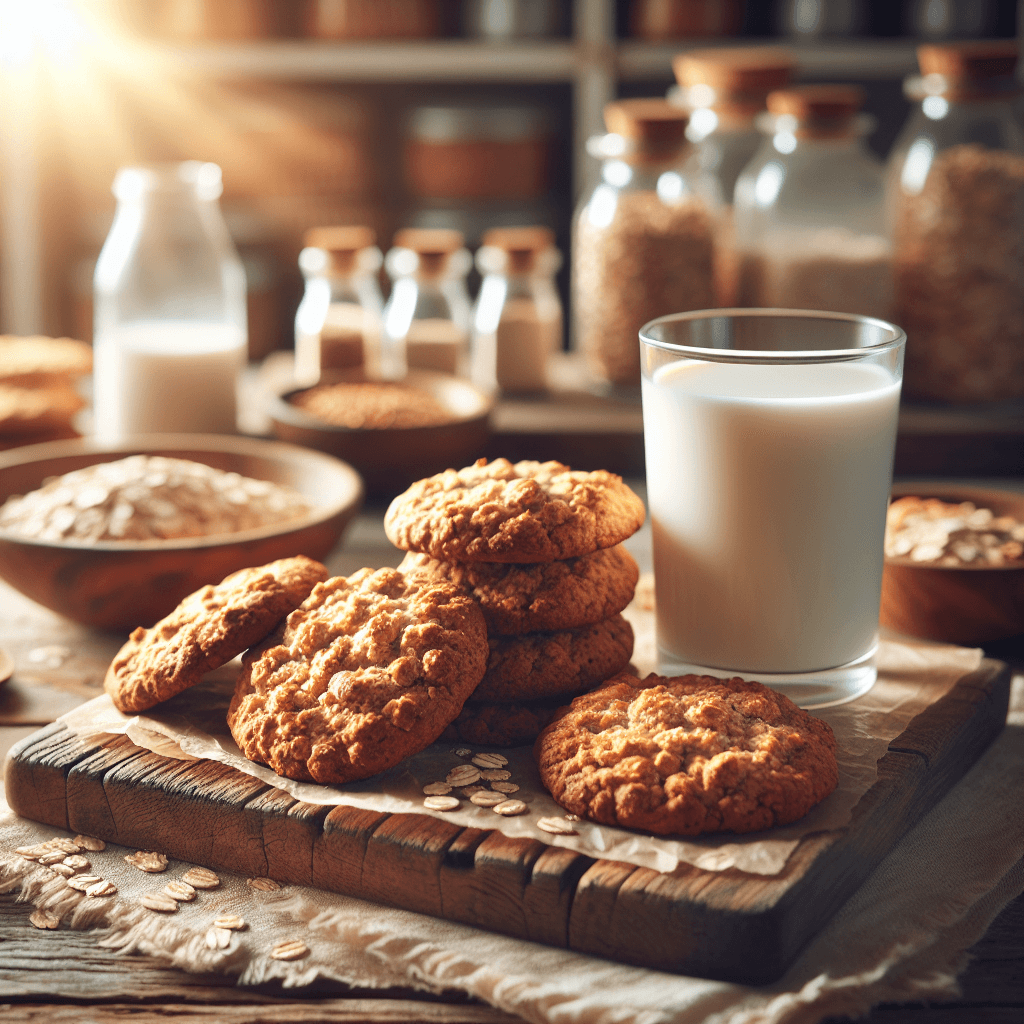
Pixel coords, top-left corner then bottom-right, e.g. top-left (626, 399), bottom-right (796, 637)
top-left (603, 98), bottom-right (689, 159)
top-left (303, 225), bottom-right (376, 252)
top-left (392, 228), bottom-right (465, 255)
top-left (766, 84), bottom-right (864, 122)
top-left (481, 226), bottom-right (556, 275)
top-left (674, 47), bottom-right (795, 100)
top-left (917, 40), bottom-right (1018, 81)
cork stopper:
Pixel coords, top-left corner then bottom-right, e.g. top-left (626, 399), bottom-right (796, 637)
top-left (918, 40), bottom-right (1018, 81)
top-left (303, 225), bottom-right (376, 252)
top-left (392, 228), bottom-right (465, 255)
top-left (603, 99), bottom-right (689, 158)
top-left (482, 226), bottom-right (555, 251)
top-left (674, 47), bottom-right (795, 100)
top-left (766, 85), bottom-right (864, 137)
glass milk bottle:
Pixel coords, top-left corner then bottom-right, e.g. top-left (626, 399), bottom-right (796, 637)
top-left (471, 226), bottom-right (562, 395)
top-left (382, 229), bottom-right (473, 379)
top-left (733, 85), bottom-right (893, 320)
top-left (294, 226), bottom-right (384, 385)
top-left (93, 162), bottom-right (247, 439)
top-left (888, 41), bottom-right (1024, 403)
top-left (670, 47), bottom-right (794, 305)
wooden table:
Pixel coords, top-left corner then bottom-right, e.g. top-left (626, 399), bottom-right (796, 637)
top-left (0, 500), bottom-right (1022, 1024)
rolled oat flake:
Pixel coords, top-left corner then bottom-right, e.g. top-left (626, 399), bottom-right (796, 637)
top-left (29, 909), bottom-right (60, 929)
top-left (66, 875), bottom-right (102, 891)
top-left (493, 799), bottom-right (528, 816)
top-left (270, 939), bottom-right (309, 961)
top-left (247, 877), bottom-right (281, 892)
top-left (471, 752), bottom-right (508, 769)
top-left (206, 926), bottom-right (232, 950)
top-left (140, 892), bottom-right (179, 913)
top-left (446, 764), bottom-right (481, 786)
top-left (163, 880), bottom-right (197, 902)
top-left (181, 866), bottom-right (221, 889)
top-left (424, 795), bottom-right (461, 811)
top-left (538, 816), bottom-right (578, 835)
top-left (470, 791), bottom-right (506, 807)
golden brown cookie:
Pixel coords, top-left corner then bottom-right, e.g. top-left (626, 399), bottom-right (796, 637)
top-left (475, 615), bottom-right (634, 703)
top-left (104, 556), bottom-right (328, 714)
top-left (227, 567), bottom-right (488, 784)
top-left (535, 672), bottom-right (838, 836)
top-left (398, 545), bottom-right (639, 635)
top-left (441, 699), bottom-right (562, 747)
top-left (0, 382), bottom-right (85, 435)
top-left (384, 458), bottom-right (646, 563)
top-left (0, 335), bottom-right (92, 387)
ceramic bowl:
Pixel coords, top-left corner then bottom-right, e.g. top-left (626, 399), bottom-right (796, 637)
top-left (0, 434), bottom-right (363, 632)
top-left (269, 369), bottom-right (492, 497)
top-left (880, 483), bottom-right (1024, 645)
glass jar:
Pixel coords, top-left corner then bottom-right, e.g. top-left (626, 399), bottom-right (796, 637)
top-left (382, 228), bottom-right (473, 379)
top-left (887, 41), bottom-right (1024, 404)
top-left (294, 226), bottom-right (384, 385)
top-left (733, 85), bottom-right (893, 321)
top-left (471, 226), bottom-right (562, 395)
top-left (93, 161), bottom-right (247, 440)
top-left (670, 46), bottom-right (794, 305)
top-left (573, 98), bottom-right (717, 389)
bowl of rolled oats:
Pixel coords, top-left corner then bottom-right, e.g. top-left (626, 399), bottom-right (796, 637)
top-left (880, 483), bottom-right (1024, 644)
top-left (0, 434), bottom-right (363, 631)
top-left (269, 369), bottom-right (492, 497)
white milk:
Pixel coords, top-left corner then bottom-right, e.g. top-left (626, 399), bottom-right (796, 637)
top-left (93, 321), bottom-right (244, 440)
top-left (642, 359), bottom-right (901, 675)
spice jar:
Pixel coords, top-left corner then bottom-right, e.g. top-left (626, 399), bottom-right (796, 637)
top-left (573, 98), bottom-right (717, 388)
top-left (888, 41), bottom-right (1024, 404)
top-left (294, 226), bottom-right (384, 385)
top-left (382, 228), bottom-right (473, 379)
top-left (671, 47), bottom-right (795, 305)
top-left (733, 85), bottom-right (893, 320)
top-left (471, 226), bottom-right (562, 395)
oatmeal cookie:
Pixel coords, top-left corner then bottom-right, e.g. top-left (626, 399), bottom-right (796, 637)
top-left (384, 458), bottom-right (645, 563)
top-left (441, 699), bottom-right (563, 747)
top-left (475, 614), bottom-right (634, 703)
top-left (227, 567), bottom-right (488, 783)
top-left (0, 335), bottom-right (93, 387)
top-left (399, 545), bottom-right (639, 635)
top-left (104, 556), bottom-right (328, 714)
top-left (0, 382), bottom-right (84, 435)
top-left (535, 671), bottom-right (838, 836)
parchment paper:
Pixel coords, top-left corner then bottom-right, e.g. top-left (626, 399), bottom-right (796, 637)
top-left (58, 590), bottom-right (983, 876)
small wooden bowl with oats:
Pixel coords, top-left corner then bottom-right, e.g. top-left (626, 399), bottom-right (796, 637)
top-left (0, 434), bottom-right (362, 632)
top-left (880, 483), bottom-right (1024, 645)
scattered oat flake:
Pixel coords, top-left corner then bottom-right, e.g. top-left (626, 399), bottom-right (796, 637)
top-left (446, 764), bottom-right (481, 786)
top-left (16, 845), bottom-right (45, 860)
top-left (163, 880), bottom-right (197, 902)
top-left (43, 838), bottom-right (81, 854)
top-left (86, 880), bottom-right (117, 897)
top-left (491, 781), bottom-right (519, 794)
top-left (538, 817), bottom-right (578, 836)
top-left (564, 814), bottom-right (580, 822)
top-left (455, 748), bottom-right (473, 757)
top-left (125, 851), bottom-right (168, 873)
top-left (66, 875), bottom-right (102, 891)
top-left (480, 768), bottom-right (511, 781)
top-left (493, 799), bottom-right (528, 816)
top-left (422, 781), bottom-right (452, 796)
top-left (472, 753), bottom-right (508, 769)
top-left (247, 877), bottom-right (281, 892)
top-left (206, 926), bottom-right (232, 950)
top-left (63, 855), bottom-right (91, 872)
top-left (50, 863), bottom-right (76, 878)
top-left (270, 939), bottom-right (309, 961)
top-left (214, 914), bottom-right (246, 931)
top-left (460, 785), bottom-right (488, 796)
top-left (140, 893), bottom-right (178, 913)
top-left (29, 909), bottom-right (60, 930)
top-left (38, 852), bottom-right (68, 865)
top-left (470, 791), bottom-right (506, 807)
top-left (181, 867), bottom-right (220, 889)
top-left (424, 795), bottom-right (460, 811)
top-left (74, 836), bottom-right (106, 852)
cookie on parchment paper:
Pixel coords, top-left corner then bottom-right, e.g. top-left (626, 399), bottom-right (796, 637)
top-left (227, 567), bottom-right (488, 784)
top-left (104, 556), bottom-right (328, 714)
top-left (474, 614), bottom-right (634, 703)
top-left (535, 671), bottom-right (838, 836)
top-left (441, 698), bottom-right (563, 747)
top-left (398, 545), bottom-right (639, 635)
top-left (384, 458), bottom-right (645, 564)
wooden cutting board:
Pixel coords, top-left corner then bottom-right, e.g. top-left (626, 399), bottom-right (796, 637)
top-left (4, 658), bottom-right (1010, 985)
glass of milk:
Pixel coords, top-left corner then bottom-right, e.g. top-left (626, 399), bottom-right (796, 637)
top-left (640, 309), bottom-right (905, 708)
top-left (93, 162), bottom-right (247, 440)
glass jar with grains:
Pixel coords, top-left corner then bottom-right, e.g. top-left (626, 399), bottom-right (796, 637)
top-left (887, 41), bottom-right (1024, 404)
top-left (574, 98), bottom-right (717, 389)
top-left (294, 225), bottom-right (384, 385)
top-left (382, 228), bottom-right (473, 379)
top-left (471, 225), bottom-right (562, 394)
top-left (670, 47), bottom-right (794, 305)
top-left (733, 85), bottom-right (893, 321)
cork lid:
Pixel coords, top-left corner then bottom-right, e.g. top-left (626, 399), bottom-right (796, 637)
top-left (674, 47), bottom-right (795, 96)
top-left (766, 85), bottom-right (865, 122)
top-left (482, 226), bottom-right (555, 252)
top-left (918, 40), bottom-right (1018, 81)
top-left (303, 225), bottom-right (376, 252)
top-left (392, 227), bottom-right (465, 254)
top-left (603, 99), bottom-right (689, 153)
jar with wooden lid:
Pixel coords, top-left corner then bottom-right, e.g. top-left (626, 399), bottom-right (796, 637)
top-left (888, 41), bottom-right (1024, 403)
top-left (383, 228), bottom-right (473, 379)
top-left (733, 85), bottom-right (893, 320)
top-left (471, 226), bottom-right (562, 395)
top-left (573, 98), bottom-right (717, 388)
top-left (304, 0), bottom-right (441, 39)
top-left (670, 47), bottom-right (795, 305)
top-left (294, 226), bottom-right (384, 385)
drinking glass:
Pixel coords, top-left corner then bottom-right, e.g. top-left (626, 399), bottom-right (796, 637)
top-left (640, 308), bottom-right (905, 708)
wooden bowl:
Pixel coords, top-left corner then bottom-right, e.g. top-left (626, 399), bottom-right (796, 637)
top-left (880, 483), bottom-right (1024, 645)
top-left (269, 370), bottom-right (492, 497)
top-left (0, 434), bottom-right (363, 633)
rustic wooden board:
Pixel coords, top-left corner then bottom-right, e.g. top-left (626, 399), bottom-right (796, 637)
top-left (3, 659), bottom-right (1011, 985)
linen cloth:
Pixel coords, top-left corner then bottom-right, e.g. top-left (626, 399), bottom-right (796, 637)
top-left (2, 673), bottom-right (1021, 1024)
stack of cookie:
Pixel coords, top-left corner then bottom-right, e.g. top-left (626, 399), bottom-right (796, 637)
top-left (386, 458), bottom-right (647, 746)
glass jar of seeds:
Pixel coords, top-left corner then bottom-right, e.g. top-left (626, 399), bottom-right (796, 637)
top-left (887, 41), bottom-right (1024, 404)
top-left (573, 98), bottom-right (717, 390)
